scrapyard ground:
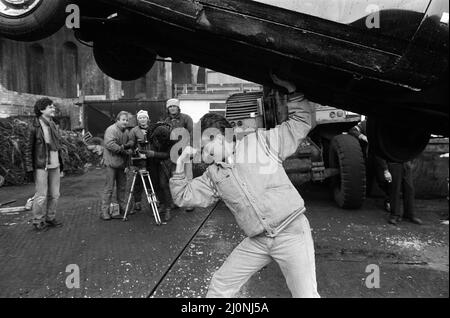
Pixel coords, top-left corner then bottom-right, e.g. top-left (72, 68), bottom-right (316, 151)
top-left (0, 168), bottom-right (448, 298)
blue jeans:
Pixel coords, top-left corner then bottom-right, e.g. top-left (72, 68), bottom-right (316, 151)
top-left (32, 168), bottom-right (60, 224)
top-left (207, 214), bottom-right (320, 298)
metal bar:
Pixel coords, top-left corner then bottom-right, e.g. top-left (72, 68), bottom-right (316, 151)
top-left (144, 172), bottom-right (162, 224)
top-left (123, 171), bottom-right (138, 221)
top-left (140, 171), bottom-right (161, 225)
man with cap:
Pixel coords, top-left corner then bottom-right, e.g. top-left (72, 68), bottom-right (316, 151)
top-left (128, 110), bottom-right (172, 221)
top-left (164, 98), bottom-right (195, 212)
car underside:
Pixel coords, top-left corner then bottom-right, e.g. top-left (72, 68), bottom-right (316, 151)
top-left (0, 0), bottom-right (448, 162)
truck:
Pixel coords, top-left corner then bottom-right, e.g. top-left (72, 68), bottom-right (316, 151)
top-left (225, 90), bottom-right (365, 209)
top-left (0, 0), bottom-right (448, 162)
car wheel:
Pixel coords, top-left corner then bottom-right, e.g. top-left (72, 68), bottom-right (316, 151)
top-left (0, 0), bottom-right (69, 41)
top-left (329, 134), bottom-right (366, 209)
top-left (93, 41), bottom-right (157, 81)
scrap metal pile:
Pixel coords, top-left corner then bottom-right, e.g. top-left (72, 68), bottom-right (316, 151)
top-left (0, 117), bottom-right (101, 187)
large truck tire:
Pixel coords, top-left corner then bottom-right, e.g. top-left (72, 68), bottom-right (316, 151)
top-left (93, 41), bottom-right (156, 81)
top-left (329, 134), bottom-right (366, 209)
top-left (0, 0), bottom-right (69, 41)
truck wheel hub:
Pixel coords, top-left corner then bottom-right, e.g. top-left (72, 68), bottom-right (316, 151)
top-left (0, 0), bottom-right (41, 17)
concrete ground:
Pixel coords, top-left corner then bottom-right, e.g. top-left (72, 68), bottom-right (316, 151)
top-left (0, 168), bottom-right (448, 298)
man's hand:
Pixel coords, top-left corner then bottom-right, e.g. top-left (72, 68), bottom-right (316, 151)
top-left (384, 169), bottom-right (392, 183)
top-left (122, 149), bottom-right (133, 156)
top-left (123, 142), bottom-right (134, 150)
top-left (270, 72), bottom-right (296, 94)
top-left (178, 146), bottom-right (198, 164)
top-left (359, 134), bottom-right (368, 143)
top-left (175, 146), bottom-right (198, 174)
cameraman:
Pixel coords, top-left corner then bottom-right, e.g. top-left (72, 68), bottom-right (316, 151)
top-left (128, 110), bottom-right (172, 221)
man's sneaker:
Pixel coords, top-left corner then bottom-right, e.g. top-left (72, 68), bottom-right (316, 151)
top-left (185, 207), bottom-right (194, 212)
top-left (33, 222), bottom-right (48, 232)
top-left (45, 219), bottom-right (63, 227)
top-left (100, 211), bottom-right (112, 221)
top-left (405, 217), bottom-right (423, 225)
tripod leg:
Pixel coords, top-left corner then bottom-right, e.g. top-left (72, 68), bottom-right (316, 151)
top-left (145, 173), bottom-right (162, 224)
top-left (141, 172), bottom-right (161, 225)
top-left (123, 171), bottom-right (137, 221)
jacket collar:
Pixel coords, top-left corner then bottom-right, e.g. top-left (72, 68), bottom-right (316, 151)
top-left (168, 111), bottom-right (181, 120)
top-left (216, 161), bottom-right (232, 169)
top-left (215, 139), bottom-right (239, 168)
top-left (115, 123), bottom-right (125, 132)
top-left (32, 117), bottom-right (41, 128)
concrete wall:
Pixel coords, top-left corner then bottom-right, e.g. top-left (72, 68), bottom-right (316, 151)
top-left (122, 60), bottom-right (172, 100)
top-left (0, 82), bottom-right (80, 128)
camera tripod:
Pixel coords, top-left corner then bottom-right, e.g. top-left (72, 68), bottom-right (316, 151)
top-left (123, 168), bottom-right (162, 225)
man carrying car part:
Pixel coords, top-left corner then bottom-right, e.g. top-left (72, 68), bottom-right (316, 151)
top-left (169, 74), bottom-right (320, 298)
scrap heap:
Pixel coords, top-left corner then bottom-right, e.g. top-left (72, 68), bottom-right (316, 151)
top-left (0, 117), bottom-right (101, 187)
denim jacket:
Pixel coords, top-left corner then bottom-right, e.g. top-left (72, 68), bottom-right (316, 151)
top-left (170, 95), bottom-right (315, 237)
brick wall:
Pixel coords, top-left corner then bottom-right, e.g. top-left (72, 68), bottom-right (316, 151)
top-left (0, 83), bottom-right (81, 129)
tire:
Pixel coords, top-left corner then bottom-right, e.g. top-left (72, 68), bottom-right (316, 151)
top-left (0, 0), bottom-right (69, 41)
top-left (329, 134), bottom-right (366, 209)
top-left (367, 117), bottom-right (430, 163)
top-left (93, 41), bottom-right (157, 81)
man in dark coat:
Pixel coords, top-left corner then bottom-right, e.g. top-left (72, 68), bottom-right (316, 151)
top-left (128, 110), bottom-right (172, 221)
top-left (349, 119), bottom-right (392, 212)
top-left (24, 98), bottom-right (64, 231)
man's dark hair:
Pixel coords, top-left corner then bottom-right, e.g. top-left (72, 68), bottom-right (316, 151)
top-left (200, 113), bottom-right (232, 135)
top-left (151, 124), bottom-right (173, 151)
top-left (34, 97), bottom-right (54, 117)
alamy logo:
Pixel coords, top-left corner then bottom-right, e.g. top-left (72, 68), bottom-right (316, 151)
top-left (365, 5), bottom-right (381, 29)
top-left (365, 264), bottom-right (380, 289)
top-left (65, 4), bottom-right (80, 29)
top-left (65, 264), bottom-right (80, 289)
